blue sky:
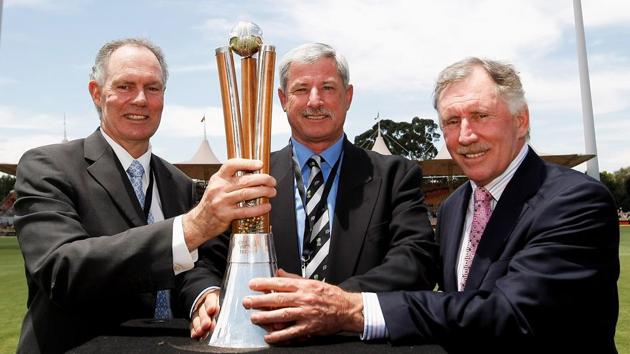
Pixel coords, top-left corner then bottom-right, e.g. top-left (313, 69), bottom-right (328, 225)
top-left (1, 0), bottom-right (629, 173)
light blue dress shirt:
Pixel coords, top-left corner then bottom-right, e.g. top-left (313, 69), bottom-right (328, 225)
top-left (291, 135), bottom-right (344, 254)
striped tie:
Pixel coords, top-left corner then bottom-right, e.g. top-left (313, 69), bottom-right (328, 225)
top-left (302, 155), bottom-right (331, 281)
top-left (126, 160), bottom-right (171, 320)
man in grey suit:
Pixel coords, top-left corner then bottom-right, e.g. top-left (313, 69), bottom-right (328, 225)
top-left (183, 42), bottom-right (438, 339)
top-left (240, 57), bottom-right (619, 353)
top-left (14, 38), bottom-right (276, 353)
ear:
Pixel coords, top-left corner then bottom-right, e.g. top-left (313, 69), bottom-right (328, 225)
top-left (515, 106), bottom-right (530, 139)
top-left (344, 84), bottom-right (354, 110)
top-left (88, 80), bottom-right (102, 107)
top-left (278, 87), bottom-right (287, 111)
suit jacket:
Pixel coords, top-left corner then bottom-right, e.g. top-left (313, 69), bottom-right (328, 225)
top-left (14, 130), bottom-right (195, 353)
top-left (178, 139), bottom-right (439, 312)
top-left (378, 148), bottom-right (619, 353)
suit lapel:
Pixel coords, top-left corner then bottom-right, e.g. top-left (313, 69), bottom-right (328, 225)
top-left (84, 130), bottom-right (145, 227)
top-left (152, 156), bottom-right (182, 218)
top-left (439, 183), bottom-right (471, 291)
top-left (466, 148), bottom-right (545, 289)
top-left (270, 145), bottom-right (301, 274)
top-left (327, 141), bottom-right (377, 283)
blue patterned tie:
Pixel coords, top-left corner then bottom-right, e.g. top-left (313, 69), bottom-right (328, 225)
top-left (126, 160), bottom-right (171, 320)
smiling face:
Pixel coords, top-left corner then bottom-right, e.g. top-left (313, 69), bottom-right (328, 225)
top-left (438, 66), bottom-right (529, 186)
top-left (278, 57), bottom-right (353, 153)
top-left (88, 45), bottom-right (164, 157)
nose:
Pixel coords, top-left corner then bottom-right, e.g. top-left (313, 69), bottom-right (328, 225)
top-left (458, 117), bottom-right (478, 145)
top-left (132, 89), bottom-right (147, 106)
top-left (307, 87), bottom-right (323, 108)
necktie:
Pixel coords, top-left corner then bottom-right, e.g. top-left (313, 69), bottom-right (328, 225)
top-left (302, 155), bottom-right (331, 281)
top-left (459, 186), bottom-right (493, 290)
top-left (126, 160), bottom-right (171, 320)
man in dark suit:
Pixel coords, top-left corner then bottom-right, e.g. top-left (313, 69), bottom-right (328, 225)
top-left (14, 38), bottom-right (276, 353)
top-left (242, 57), bottom-right (619, 352)
top-left (183, 43), bottom-right (438, 339)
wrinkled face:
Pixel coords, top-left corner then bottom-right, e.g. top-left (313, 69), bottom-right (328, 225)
top-left (89, 45), bottom-right (164, 157)
top-left (437, 66), bottom-right (528, 186)
top-left (278, 57), bottom-right (353, 153)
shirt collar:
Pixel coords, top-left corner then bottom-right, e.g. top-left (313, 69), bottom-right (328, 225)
top-left (470, 143), bottom-right (529, 202)
top-left (101, 129), bottom-right (152, 174)
top-left (291, 134), bottom-right (345, 169)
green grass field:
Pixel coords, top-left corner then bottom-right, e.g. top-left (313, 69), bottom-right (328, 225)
top-left (0, 237), bottom-right (26, 353)
top-left (1, 228), bottom-right (629, 352)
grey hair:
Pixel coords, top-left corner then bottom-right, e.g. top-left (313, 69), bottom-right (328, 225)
top-left (89, 38), bottom-right (168, 119)
top-left (278, 42), bottom-right (350, 91)
top-left (432, 57), bottom-right (527, 118)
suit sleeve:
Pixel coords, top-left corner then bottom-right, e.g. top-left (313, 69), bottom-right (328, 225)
top-left (14, 148), bottom-right (176, 309)
top-left (339, 161), bottom-right (439, 292)
top-left (175, 231), bottom-right (229, 317)
top-left (377, 179), bottom-right (619, 349)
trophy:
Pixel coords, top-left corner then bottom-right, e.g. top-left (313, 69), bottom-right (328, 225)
top-left (208, 21), bottom-right (278, 350)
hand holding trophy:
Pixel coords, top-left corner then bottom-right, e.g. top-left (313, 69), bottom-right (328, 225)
top-left (209, 21), bottom-right (278, 350)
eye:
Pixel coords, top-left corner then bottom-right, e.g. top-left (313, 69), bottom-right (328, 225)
top-left (323, 85), bottom-right (335, 91)
top-left (292, 87), bottom-right (308, 94)
top-left (147, 86), bottom-right (162, 92)
top-left (445, 117), bottom-right (460, 126)
top-left (117, 84), bottom-right (130, 91)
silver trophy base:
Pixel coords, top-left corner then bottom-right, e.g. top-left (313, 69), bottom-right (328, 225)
top-left (208, 233), bottom-right (277, 350)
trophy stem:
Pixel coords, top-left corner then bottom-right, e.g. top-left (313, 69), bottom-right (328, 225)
top-left (254, 45), bottom-right (276, 233)
top-left (216, 47), bottom-right (243, 160)
top-left (241, 57), bottom-right (257, 160)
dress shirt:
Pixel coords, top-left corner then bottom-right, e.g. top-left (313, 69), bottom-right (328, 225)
top-left (101, 130), bottom-right (197, 276)
top-left (361, 143), bottom-right (530, 340)
top-left (291, 135), bottom-right (344, 254)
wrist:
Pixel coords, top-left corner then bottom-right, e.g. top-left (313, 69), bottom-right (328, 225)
top-left (182, 210), bottom-right (203, 250)
top-left (343, 292), bottom-right (365, 333)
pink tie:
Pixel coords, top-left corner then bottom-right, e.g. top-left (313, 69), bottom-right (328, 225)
top-left (460, 187), bottom-right (493, 290)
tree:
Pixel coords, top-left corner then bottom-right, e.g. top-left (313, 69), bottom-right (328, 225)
top-left (600, 167), bottom-right (630, 212)
top-left (0, 174), bottom-right (16, 200)
top-left (354, 117), bottom-right (441, 160)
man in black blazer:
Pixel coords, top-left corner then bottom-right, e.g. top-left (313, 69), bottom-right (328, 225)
top-left (243, 57), bottom-right (619, 352)
top-left (184, 43), bottom-right (438, 339)
top-left (14, 38), bottom-right (276, 353)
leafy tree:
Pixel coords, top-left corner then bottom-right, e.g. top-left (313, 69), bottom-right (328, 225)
top-left (0, 174), bottom-right (16, 200)
top-left (600, 167), bottom-right (630, 212)
top-left (354, 117), bottom-right (440, 160)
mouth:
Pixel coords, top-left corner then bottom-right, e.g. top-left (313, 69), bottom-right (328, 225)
top-left (457, 144), bottom-right (490, 159)
top-left (301, 108), bottom-right (331, 121)
top-left (462, 151), bottom-right (487, 159)
top-left (124, 114), bottom-right (149, 121)
top-left (303, 114), bottom-right (329, 120)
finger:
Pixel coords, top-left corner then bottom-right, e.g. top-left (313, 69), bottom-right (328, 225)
top-left (244, 292), bottom-right (309, 312)
top-left (249, 276), bottom-right (305, 293)
top-left (229, 202), bottom-right (273, 220)
top-left (263, 322), bottom-right (311, 344)
top-left (204, 292), bottom-right (220, 314)
top-left (249, 307), bottom-right (304, 325)
top-left (223, 174), bottom-right (277, 193)
top-left (223, 186), bottom-right (277, 206)
top-left (217, 158), bottom-right (263, 177)
top-left (277, 268), bottom-right (302, 279)
top-left (190, 315), bottom-right (201, 338)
